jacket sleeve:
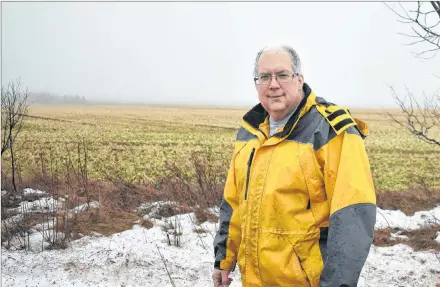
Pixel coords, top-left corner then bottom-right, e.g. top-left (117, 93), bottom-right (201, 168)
top-left (317, 126), bottom-right (377, 287)
top-left (213, 146), bottom-right (242, 271)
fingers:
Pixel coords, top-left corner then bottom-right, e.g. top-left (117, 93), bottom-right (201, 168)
top-left (213, 269), bottom-right (233, 287)
top-left (212, 270), bottom-right (222, 287)
top-left (221, 270), bottom-right (232, 286)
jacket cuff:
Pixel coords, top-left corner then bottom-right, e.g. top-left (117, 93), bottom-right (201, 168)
top-left (214, 259), bottom-right (236, 271)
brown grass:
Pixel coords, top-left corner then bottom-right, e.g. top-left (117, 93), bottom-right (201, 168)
top-left (376, 185), bottom-right (440, 216)
top-left (374, 225), bottom-right (440, 252)
top-left (403, 225), bottom-right (440, 252)
top-left (139, 218), bottom-right (154, 229)
top-left (53, 180), bottom-right (156, 237)
top-left (373, 228), bottom-right (400, 247)
top-left (194, 208), bottom-right (219, 224)
top-left (193, 227), bottom-right (209, 234)
top-left (75, 210), bottom-right (140, 236)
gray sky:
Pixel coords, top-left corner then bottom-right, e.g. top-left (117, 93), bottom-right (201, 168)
top-left (2, 2), bottom-right (440, 107)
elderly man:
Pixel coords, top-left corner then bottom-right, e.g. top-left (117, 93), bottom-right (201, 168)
top-left (212, 44), bottom-right (376, 287)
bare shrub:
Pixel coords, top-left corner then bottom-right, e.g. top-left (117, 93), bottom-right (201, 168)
top-left (155, 146), bottom-right (228, 211)
top-left (1, 78), bottom-right (30, 194)
top-left (161, 216), bottom-right (182, 247)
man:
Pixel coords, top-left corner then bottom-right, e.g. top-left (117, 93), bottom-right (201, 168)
top-left (212, 44), bottom-right (376, 287)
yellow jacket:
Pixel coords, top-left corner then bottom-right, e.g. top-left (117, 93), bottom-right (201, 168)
top-left (213, 83), bottom-right (376, 287)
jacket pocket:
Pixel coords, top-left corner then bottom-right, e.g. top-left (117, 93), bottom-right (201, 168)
top-left (244, 147), bottom-right (255, 200)
top-left (258, 231), bottom-right (311, 287)
top-left (290, 234), bottom-right (323, 287)
top-left (292, 246), bottom-right (311, 287)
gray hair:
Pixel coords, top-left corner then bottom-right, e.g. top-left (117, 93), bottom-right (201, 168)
top-left (253, 45), bottom-right (302, 77)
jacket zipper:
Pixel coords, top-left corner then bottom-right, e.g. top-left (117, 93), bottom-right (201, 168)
top-left (244, 148), bottom-right (255, 200)
top-left (257, 128), bottom-right (268, 139)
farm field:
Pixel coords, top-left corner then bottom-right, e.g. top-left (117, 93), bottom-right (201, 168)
top-left (2, 104), bottom-right (440, 287)
top-left (5, 103), bottom-right (440, 191)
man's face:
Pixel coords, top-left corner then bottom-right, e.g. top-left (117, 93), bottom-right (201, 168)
top-left (255, 49), bottom-right (304, 121)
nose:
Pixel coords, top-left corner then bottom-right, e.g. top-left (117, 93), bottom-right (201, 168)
top-left (269, 75), bottom-right (280, 90)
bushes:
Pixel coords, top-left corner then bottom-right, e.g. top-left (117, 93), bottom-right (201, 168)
top-left (1, 143), bottom-right (229, 251)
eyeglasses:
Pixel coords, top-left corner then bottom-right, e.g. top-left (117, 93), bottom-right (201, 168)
top-left (253, 72), bottom-right (298, 85)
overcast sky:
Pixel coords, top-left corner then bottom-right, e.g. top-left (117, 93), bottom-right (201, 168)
top-left (2, 2), bottom-right (440, 107)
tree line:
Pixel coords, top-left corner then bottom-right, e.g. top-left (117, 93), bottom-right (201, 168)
top-left (28, 92), bottom-right (88, 105)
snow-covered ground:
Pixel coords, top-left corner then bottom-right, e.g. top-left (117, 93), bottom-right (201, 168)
top-left (1, 190), bottom-right (439, 287)
top-left (376, 206), bottom-right (440, 230)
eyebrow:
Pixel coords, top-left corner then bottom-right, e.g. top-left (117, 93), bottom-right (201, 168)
top-left (258, 70), bottom-right (291, 75)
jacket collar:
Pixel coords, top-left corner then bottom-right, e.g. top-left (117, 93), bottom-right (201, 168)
top-left (242, 82), bottom-right (314, 138)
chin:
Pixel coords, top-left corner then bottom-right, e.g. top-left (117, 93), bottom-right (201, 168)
top-left (266, 103), bottom-right (286, 112)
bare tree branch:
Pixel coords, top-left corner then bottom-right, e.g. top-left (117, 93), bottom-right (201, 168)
top-left (1, 78), bottom-right (30, 154)
top-left (1, 78), bottom-right (31, 194)
top-left (386, 85), bottom-right (440, 146)
top-left (385, 1), bottom-right (440, 59)
top-left (431, 1), bottom-right (440, 18)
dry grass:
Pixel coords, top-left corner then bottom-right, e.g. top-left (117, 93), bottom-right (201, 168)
top-left (403, 225), bottom-right (440, 252)
top-left (3, 104), bottom-right (438, 191)
top-left (194, 208), bottom-right (219, 224)
top-left (376, 185), bottom-right (440, 215)
top-left (139, 218), bottom-right (154, 229)
top-left (374, 225), bottom-right (440, 252)
top-left (373, 228), bottom-right (399, 247)
top-left (70, 210), bottom-right (141, 237)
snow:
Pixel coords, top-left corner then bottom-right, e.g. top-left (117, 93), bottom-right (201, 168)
top-left (12, 197), bottom-right (63, 214)
top-left (1, 189), bottom-right (439, 287)
top-left (436, 232), bottom-right (440, 244)
top-left (2, 213), bottom-right (225, 287)
top-left (71, 201), bottom-right (100, 213)
top-left (23, 188), bottom-right (46, 195)
top-left (390, 231), bottom-right (409, 241)
top-left (375, 206), bottom-right (440, 230)
top-left (360, 244), bottom-right (440, 287)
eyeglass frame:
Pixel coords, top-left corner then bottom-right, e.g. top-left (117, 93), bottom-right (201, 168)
top-left (253, 71), bottom-right (299, 85)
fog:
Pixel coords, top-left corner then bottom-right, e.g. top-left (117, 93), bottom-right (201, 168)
top-left (2, 2), bottom-right (439, 107)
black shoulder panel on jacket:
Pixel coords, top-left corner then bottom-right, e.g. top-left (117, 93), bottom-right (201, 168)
top-left (286, 106), bottom-right (362, 151)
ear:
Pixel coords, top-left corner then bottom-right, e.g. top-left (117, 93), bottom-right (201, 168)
top-left (297, 74), bottom-right (305, 90)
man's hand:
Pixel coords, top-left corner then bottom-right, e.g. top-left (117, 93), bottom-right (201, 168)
top-left (212, 268), bottom-right (233, 287)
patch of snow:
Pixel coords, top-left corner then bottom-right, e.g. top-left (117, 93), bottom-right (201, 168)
top-left (2, 190), bottom-right (8, 196)
top-left (23, 188), bottom-right (46, 195)
top-left (390, 231), bottom-right (409, 241)
top-left (71, 201), bottom-right (100, 213)
top-left (137, 201), bottom-right (178, 217)
top-left (207, 206), bottom-right (220, 216)
top-left (2, 209), bottom-right (440, 287)
top-left (376, 206), bottom-right (440, 230)
top-left (4, 228), bottom-right (66, 253)
top-left (1, 212), bottom-right (228, 287)
top-left (436, 232), bottom-right (440, 244)
top-left (10, 197), bottom-right (63, 214)
top-left (360, 243), bottom-right (439, 287)
top-left (32, 220), bottom-right (57, 232)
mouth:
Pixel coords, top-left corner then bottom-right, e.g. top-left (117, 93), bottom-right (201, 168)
top-left (268, 93), bottom-right (284, 99)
